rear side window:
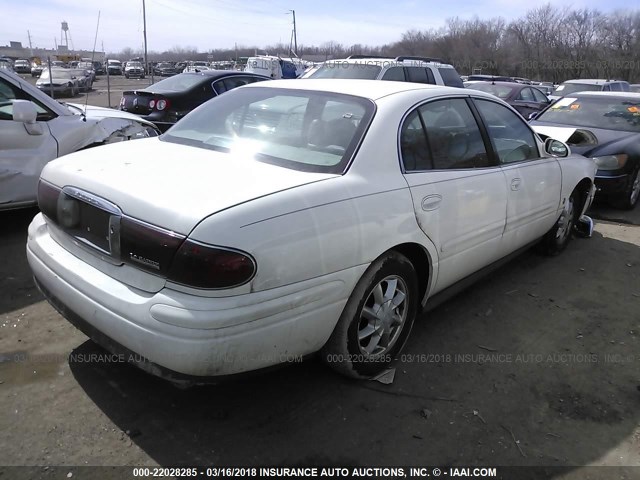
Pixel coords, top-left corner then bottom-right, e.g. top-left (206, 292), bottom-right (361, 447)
top-left (381, 67), bottom-right (405, 81)
top-left (400, 98), bottom-right (490, 171)
top-left (438, 67), bottom-right (463, 88)
top-left (406, 67), bottom-right (435, 85)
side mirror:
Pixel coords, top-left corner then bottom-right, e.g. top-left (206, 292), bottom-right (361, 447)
top-left (544, 138), bottom-right (570, 158)
top-left (12, 100), bottom-right (43, 135)
top-left (12, 99), bottom-right (38, 124)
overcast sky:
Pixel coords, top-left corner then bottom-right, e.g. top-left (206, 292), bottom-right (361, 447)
top-left (2, 0), bottom-right (637, 53)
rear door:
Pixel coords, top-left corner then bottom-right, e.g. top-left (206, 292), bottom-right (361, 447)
top-left (400, 96), bottom-right (507, 293)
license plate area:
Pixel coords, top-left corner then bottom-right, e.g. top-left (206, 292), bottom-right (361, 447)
top-left (58, 187), bottom-right (121, 257)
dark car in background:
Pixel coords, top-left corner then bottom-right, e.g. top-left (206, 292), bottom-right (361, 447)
top-left (466, 81), bottom-right (551, 119)
top-left (93, 61), bottom-right (105, 75)
top-left (119, 70), bottom-right (270, 132)
top-left (153, 62), bottom-right (178, 77)
top-left (531, 92), bottom-right (640, 209)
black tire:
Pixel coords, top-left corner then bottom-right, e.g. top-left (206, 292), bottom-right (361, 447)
top-left (321, 251), bottom-right (418, 379)
top-left (609, 164), bottom-right (640, 210)
top-left (538, 191), bottom-right (578, 256)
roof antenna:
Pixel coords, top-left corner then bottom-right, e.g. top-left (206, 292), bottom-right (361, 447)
top-left (82, 9), bottom-right (101, 120)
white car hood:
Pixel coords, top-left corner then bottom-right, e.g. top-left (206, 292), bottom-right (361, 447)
top-left (41, 138), bottom-right (337, 234)
top-left (66, 103), bottom-right (158, 129)
top-left (531, 125), bottom-right (576, 143)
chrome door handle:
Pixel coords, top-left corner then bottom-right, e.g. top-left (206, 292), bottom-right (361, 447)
top-left (421, 194), bottom-right (442, 211)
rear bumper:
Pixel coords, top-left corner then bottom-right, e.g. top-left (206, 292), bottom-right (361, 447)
top-left (27, 213), bottom-right (359, 380)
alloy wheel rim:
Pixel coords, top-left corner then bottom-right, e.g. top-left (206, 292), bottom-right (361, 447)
top-left (357, 275), bottom-right (408, 356)
top-left (556, 197), bottom-right (575, 241)
top-left (630, 169), bottom-right (640, 205)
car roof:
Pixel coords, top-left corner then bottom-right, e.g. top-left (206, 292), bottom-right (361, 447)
top-left (567, 91), bottom-right (640, 99)
top-left (182, 69), bottom-right (270, 79)
top-left (319, 57), bottom-right (455, 68)
top-left (246, 78), bottom-right (480, 101)
top-left (562, 79), bottom-right (626, 85)
top-left (471, 81), bottom-right (521, 87)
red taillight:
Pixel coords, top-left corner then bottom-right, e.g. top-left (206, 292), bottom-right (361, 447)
top-left (149, 99), bottom-right (156, 109)
top-left (167, 239), bottom-right (256, 289)
top-left (156, 98), bottom-right (169, 111)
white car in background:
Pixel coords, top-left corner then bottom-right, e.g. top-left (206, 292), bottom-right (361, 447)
top-left (183, 61), bottom-right (211, 73)
top-left (0, 69), bottom-right (159, 211)
top-left (27, 79), bottom-right (596, 385)
top-left (36, 68), bottom-right (80, 97)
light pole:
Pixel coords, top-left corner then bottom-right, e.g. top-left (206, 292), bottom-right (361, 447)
top-left (288, 10), bottom-right (297, 57)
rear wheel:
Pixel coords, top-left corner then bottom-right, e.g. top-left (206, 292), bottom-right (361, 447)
top-left (538, 191), bottom-right (578, 256)
top-left (610, 164), bottom-right (640, 210)
top-left (321, 251), bottom-right (418, 378)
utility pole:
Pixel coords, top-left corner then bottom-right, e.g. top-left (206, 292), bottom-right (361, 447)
top-left (289, 10), bottom-right (297, 57)
top-left (27, 30), bottom-right (33, 55)
top-left (142, 0), bottom-right (153, 83)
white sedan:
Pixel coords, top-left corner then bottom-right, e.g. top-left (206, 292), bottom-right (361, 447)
top-left (27, 79), bottom-right (597, 384)
top-left (0, 69), bottom-right (159, 211)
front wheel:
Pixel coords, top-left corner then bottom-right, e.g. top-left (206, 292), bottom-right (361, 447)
top-left (321, 251), bottom-right (418, 378)
top-left (610, 164), bottom-right (640, 210)
top-left (538, 192), bottom-right (578, 256)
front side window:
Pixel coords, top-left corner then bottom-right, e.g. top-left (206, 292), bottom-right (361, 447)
top-left (531, 88), bottom-right (548, 103)
top-left (162, 87), bottom-right (374, 174)
top-left (0, 77), bottom-right (54, 121)
top-left (474, 99), bottom-right (539, 164)
top-left (517, 88), bottom-right (535, 102)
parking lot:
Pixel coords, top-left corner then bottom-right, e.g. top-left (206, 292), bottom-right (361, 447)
top-left (2, 73), bottom-right (640, 476)
top-left (19, 72), bottom-right (156, 108)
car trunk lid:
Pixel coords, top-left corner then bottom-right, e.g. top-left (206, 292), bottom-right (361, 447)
top-left (120, 90), bottom-right (156, 115)
top-left (40, 137), bottom-right (337, 235)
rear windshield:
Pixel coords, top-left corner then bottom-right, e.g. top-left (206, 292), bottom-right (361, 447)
top-left (306, 63), bottom-right (382, 80)
top-left (147, 73), bottom-right (205, 92)
top-left (162, 87), bottom-right (375, 174)
top-left (553, 83), bottom-right (601, 96)
top-left (537, 96), bottom-right (640, 132)
top-left (467, 83), bottom-right (515, 99)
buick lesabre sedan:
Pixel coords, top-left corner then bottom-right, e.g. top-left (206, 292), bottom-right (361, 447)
top-left (27, 80), bottom-right (597, 384)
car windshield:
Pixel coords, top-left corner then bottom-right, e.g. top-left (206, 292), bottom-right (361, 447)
top-left (162, 87), bottom-right (375, 174)
top-left (128, 62), bottom-right (143, 67)
top-left (147, 73), bottom-right (205, 92)
top-left (537, 96), bottom-right (640, 132)
top-left (553, 83), bottom-right (602, 96)
top-left (466, 83), bottom-right (515, 99)
top-left (306, 63), bottom-right (382, 80)
top-left (158, 63), bottom-right (173, 68)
